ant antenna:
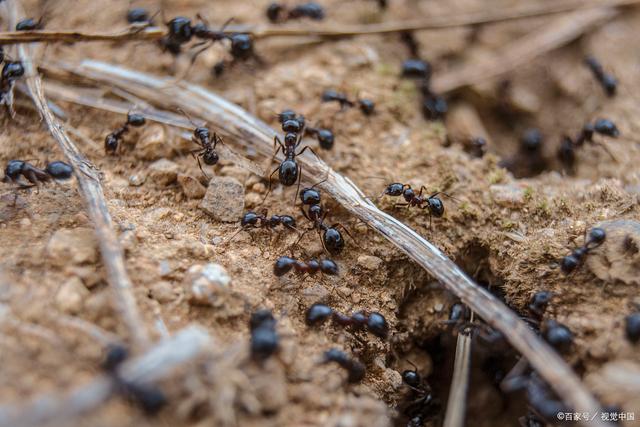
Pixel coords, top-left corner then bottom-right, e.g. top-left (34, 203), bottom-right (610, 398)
top-left (177, 108), bottom-right (202, 128)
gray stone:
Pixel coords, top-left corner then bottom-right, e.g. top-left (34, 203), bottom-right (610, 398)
top-left (178, 173), bottom-right (207, 199)
top-left (47, 228), bottom-right (99, 266)
top-left (185, 263), bottom-right (231, 306)
top-left (199, 176), bottom-right (244, 222)
top-left (148, 159), bottom-right (179, 186)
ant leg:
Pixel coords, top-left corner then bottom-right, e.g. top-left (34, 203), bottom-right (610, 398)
top-left (293, 226), bottom-right (313, 248)
top-left (299, 205), bottom-right (312, 222)
top-left (261, 166), bottom-right (280, 205)
top-left (294, 163), bottom-right (302, 204)
top-left (331, 223), bottom-right (360, 248)
top-left (429, 191), bottom-right (460, 203)
top-left (267, 136), bottom-right (284, 168)
top-left (296, 145), bottom-right (321, 162)
top-left (196, 155), bottom-right (211, 181)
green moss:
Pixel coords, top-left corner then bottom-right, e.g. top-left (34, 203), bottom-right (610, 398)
top-left (488, 168), bottom-right (506, 184)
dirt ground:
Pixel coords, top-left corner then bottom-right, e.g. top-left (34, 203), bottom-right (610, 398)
top-left (1, 0), bottom-right (640, 426)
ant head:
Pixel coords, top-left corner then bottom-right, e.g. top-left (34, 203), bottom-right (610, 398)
top-left (229, 34), bottom-right (253, 60)
top-left (127, 112), bottom-right (146, 127)
top-left (402, 369), bottom-right (421, 388)
top-left (587, 227), bottom-right (606, 247)
top-left (167, 17), bottom-right (193, 43)
top-left (127, 7), bottom-right (152, 24)
top-left (428, 197), bottom-right (444, 217)
top-left (367, 312), bottom-right (388, 338)
top-left (104, 134), bottom-right (119, 154)
top-left (4, 160), bottom-right (25, 181)
top-left (594, 118), bottom-right (619, 138)
top-left (300, 187), bottom-right (321, 205)
top-left (319, 259), bottom-right (339, 275)
top-left (15, 17), bottom-right (44, 31)
top-left (202, 149), bottom-right (219, 165)
top-left (530, 291), bottom-right (552, 308)
top-left (266, 3), bottom-right (284, 22)
top-left (282, 119), bottom-right (302, 133)
top-left (278, 159), bottom-right (298, 185)
top-left (277, 109), bottom-right (297, 123)
top-left (520, 129), bottom-right (543, 152)
top-left (358, 99), bottom-right (375, 116)
top-left (2, 61), bottom-right (25, 80)
top-left (195, 127), bottom-right (210, 140)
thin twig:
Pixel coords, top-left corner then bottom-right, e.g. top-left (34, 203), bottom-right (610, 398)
top-left (443, 332), bottom-right (472, 427)
top-left (0, 0), bottom-right (637, 45)
top-left (5, 0), bottom-right (150, 350)
top-left (432, 7), bottom-right (618, 93)
top-left (0, 326), bottom-right (213, 427)
top-left (50, 60), bottom-right (610, 426)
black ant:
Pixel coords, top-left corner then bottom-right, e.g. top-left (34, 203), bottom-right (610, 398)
top-left (127, 8), bottom-right (154, 25)
top-left (179, 110), bottom-right (222, 179)
top-left (298, 202), bottom-right (351, 255)
top-left (558, 119), bottom-right (619, 170)
top-left (528, 291), bottom-right (552, 319)
top-left (101, 344), bottom-right (167, 415)
top-left (104, 112), bottom-right (146, 154)
top-left (267, 2), bottom-right (325, 22)
top-left (4, 160), bottom-right (73, 187)
top-left (321, 90), bottom-right (375, 116)
top-left (321, 348), bottom-right (365, 383)
top-left (560, 227), bottom-right (606, 274)
top-left (541, 320), bottom-right (573, 355)
top-left (306, 303), bottom-right (389, 338)
top-left (241, 210), bottom-right (297, 231)
top-left (305, 126), bottom-right (335, 150)
top-left (274, 256), bottom-right (339, 277)
top-left (380, 183), bottom-right (451, 227)
top-left (505, 371), bottom-right (568, 424)
top-left (421, 84), bottom-right (448, 121)
top-left (250, 309), bottom-right (280, 362)
top-left (585, 55), bottom-right (617, 97)
top-left (15, 17), bottom-right (44, 31)
top-left (263, 110), bottom-right (317, 203)
top-left (399, 361), bottom-right (440, 427)
top-left (0, 60), bottom-right (25, 116)
top-left (442, 302), bottom-right (471, 327)
top-left (626, 312), bottom-right (640, 344)
top-left (402, 59), bottom-right (431, 79)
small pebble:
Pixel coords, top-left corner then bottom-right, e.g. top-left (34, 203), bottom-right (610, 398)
top-left (55, 277), bottom-right (89, 314)
top-left (185, 263), bottom-right (231, 306)
top-left (129, 173), bottom-right (146, 187)
top-left (177, 173), bottom-right (206, 199)
top-left (47, 228), bottom-right (99, 266)
top-left (135, 125), bottom-right (171, 160)
top-left (148, 159), bottom-right (179, 186)
top-left (490, 184), bottom-right (527, 208)
top-left (149, 281), bottom-right (176, 303)
top-left (199, 176), bottom-right (244, 222)
top-left (357, 255), bottom-right (383, 271)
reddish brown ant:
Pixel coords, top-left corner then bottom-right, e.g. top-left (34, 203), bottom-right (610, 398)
top-left (104, 112), bottom-right (146, 155)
